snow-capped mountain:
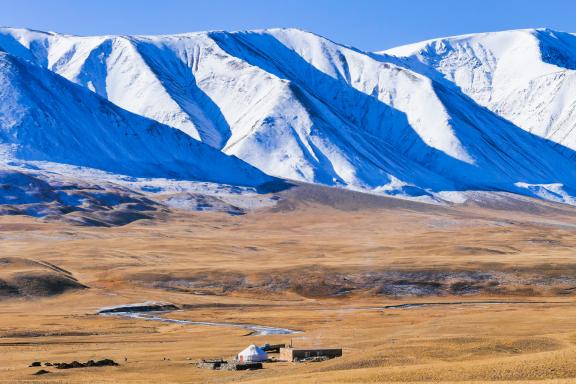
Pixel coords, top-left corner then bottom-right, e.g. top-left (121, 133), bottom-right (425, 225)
top-left (1, 27), bottom-right (576, 204)
top-left (0, 49), bottom-right (272, 187)
top-left (382, 28), bottom-right (576, 158)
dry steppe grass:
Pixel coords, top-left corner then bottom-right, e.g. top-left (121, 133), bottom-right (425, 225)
top-left (2, 188), bottom-right (576, 383)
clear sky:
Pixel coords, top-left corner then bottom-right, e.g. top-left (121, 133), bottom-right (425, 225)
top-left (2, 0), bottom-right (576, 51)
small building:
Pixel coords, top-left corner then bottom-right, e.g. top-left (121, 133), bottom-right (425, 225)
top-left (279, 347), bottom-right (342, 362)
top-left (237, 344), bottom-right (268, 363)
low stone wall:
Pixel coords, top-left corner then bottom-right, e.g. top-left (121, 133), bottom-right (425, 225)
top-left (196, 360), bottom-right (262, 371)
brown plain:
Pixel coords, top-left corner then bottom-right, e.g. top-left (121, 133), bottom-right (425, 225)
top-left (2, 186), bottom-right (576, 383)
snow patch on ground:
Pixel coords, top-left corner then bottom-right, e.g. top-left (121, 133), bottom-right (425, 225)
top-left (516, 182), bottom-right (576, 205)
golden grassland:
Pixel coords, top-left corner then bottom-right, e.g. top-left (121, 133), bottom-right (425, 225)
top-left (2, 193), bottom-right (576, 383)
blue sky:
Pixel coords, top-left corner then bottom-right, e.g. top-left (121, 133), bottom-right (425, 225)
top-left (3, 0), bottom-right (575, 51)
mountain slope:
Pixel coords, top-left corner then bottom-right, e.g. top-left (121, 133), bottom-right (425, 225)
top-left (2, 27), bottom-right (576, 203)
top-left (0, 50), bottom-right (272, 187)
top-left (209, 29), bottom-right (576, 191)
top-left (0, 28), bottom-right (456, 195)
top-left (382, 28), bottom-right (576, 158)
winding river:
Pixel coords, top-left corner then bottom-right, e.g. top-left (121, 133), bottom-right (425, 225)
top-left (98, 303), bottom-right (301, 336)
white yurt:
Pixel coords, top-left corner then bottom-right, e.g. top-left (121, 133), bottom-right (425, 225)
top-left (237, 344), bottom-right (268, 362)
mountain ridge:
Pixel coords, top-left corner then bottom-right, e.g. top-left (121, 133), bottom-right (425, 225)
top-left (1, 26), bottom-right (576, 205)
top-left (0, 48), bottom-right (273, 187)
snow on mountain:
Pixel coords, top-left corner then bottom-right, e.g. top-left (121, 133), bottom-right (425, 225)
top-left (0, 49), bottom-right (272, 187)
top-left (0, 27), bottom-right (454, 196)
top-left (1, 27), bottom-right (576, 204)
top-left (382, 28), bottom-right (576, 157)
top-left (214, 29), bottom-right (576, 192)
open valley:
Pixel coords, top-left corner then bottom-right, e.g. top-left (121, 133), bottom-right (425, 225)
top-left (2, 187), bottom-right (576, 383)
